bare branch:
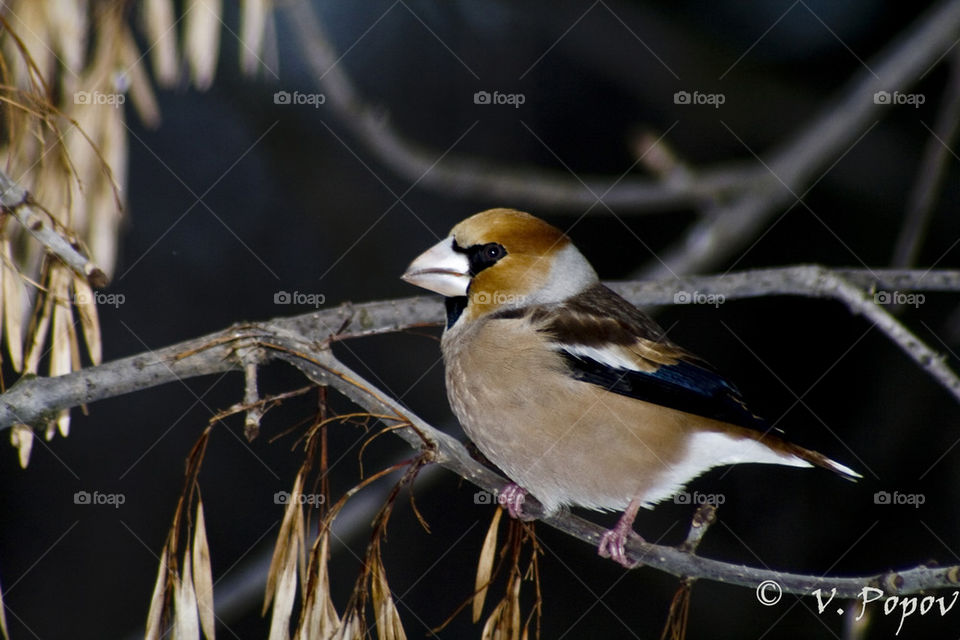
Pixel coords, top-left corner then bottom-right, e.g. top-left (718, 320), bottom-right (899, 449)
top-left (257, 325), bottom-right (960, 600)
top-left (0, 168), bottom-right (109, 287)
top-left (2, 267), bottom-right (960, 598)
top-left (1, 266), bottom-right (958, 429)
top-left (613, 266), bottom-right (960, 402)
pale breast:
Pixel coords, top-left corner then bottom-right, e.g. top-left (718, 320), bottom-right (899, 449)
top-left (440, 316), bottom-right (694, 513)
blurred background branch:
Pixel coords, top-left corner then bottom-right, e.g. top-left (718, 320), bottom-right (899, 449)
top-left (286, 0), bottom-right (960, 264)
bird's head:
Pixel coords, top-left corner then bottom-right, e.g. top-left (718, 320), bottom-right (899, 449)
top-left (402, 208), bottom-right (598, 321)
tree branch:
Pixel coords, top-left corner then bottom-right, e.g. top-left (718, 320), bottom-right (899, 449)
top-left (2, 267), bottom-right (958, 429)
top-left (613, 266), bottom-right (960, 401)
top-left (266, 328), bottom-right (960, 599)
top-left (0, 168), bottom-right (109, 287)
top-left (2, 267), bottom-right (960, 598)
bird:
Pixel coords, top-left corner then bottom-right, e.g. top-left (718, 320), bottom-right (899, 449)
top-left (401, 208), bottom-right (860, 567)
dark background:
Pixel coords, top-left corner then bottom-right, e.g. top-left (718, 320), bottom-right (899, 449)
top-left (2, 0), bottom-right (959, 638)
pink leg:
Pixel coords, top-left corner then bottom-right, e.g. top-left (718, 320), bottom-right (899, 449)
top-left (597, 495), bottom-right (645, 568)
top-left (497, 483), bottom-right (535, 521)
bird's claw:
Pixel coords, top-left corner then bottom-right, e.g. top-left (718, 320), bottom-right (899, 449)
top-left (498, 483), bottom-right (535, 521)
top-left (598, 524), bottom-right (644, 568)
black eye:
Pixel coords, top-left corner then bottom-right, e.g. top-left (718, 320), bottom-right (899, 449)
top-left (484, 243), bottom-right (505, 260)
top-left (465, 242), bottom-right (507, 275)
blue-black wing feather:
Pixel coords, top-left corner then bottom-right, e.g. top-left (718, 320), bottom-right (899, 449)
top-left (516, 283), bottom-right (769, 430)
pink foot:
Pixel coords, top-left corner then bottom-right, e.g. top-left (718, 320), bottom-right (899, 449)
top-left (598, 522), bottom-right (644, 568)
top-left (598, 497), bottom-right (645, 568)
top-left (497, 483), bottom-right (535, 521)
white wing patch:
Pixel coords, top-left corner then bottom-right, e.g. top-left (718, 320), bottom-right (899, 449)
top-left (561, 344), bottom-right (641, 372)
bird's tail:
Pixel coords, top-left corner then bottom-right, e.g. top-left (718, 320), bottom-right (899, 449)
top-left (714, 422), bottom-right (862, 481)
top-left (761, 432), bottom-right (862, 481)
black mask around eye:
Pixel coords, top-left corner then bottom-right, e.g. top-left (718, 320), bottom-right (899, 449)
top-left (453, 241), bottom-right (507, 276)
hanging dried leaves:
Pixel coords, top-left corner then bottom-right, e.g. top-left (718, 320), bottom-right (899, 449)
top-left (192, 502), bottom-right (216, 640)
top-left (143, 428), bottom-right (217, 640)
top-left (295, 529), bottom-right (340, 639)
top-left (479, 520), bottom-right (542, 640)
top-left (264, 471), bottom-right (306, 640)
top-left (660, 580), bottom-right (693, 640)
top-left (370, 537), bottom-right (407, 640)
top-left (474, 507), bottom-right (503, 622)
top-left (0, 0), bottom-right (276, 464)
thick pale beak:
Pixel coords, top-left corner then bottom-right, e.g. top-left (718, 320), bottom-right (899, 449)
top-left (401, 236), bottom-right (471, 297)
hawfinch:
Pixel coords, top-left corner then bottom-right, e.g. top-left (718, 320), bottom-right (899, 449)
top-left (402, 208), bottom-right (859, 567)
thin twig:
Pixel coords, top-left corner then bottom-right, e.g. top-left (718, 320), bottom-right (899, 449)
top-left (0, 168), bottom-right (109, 287)
top-left (680, 505), bottom-right (717, 554)
top-left (241, 355), bottom-right (263, 440)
